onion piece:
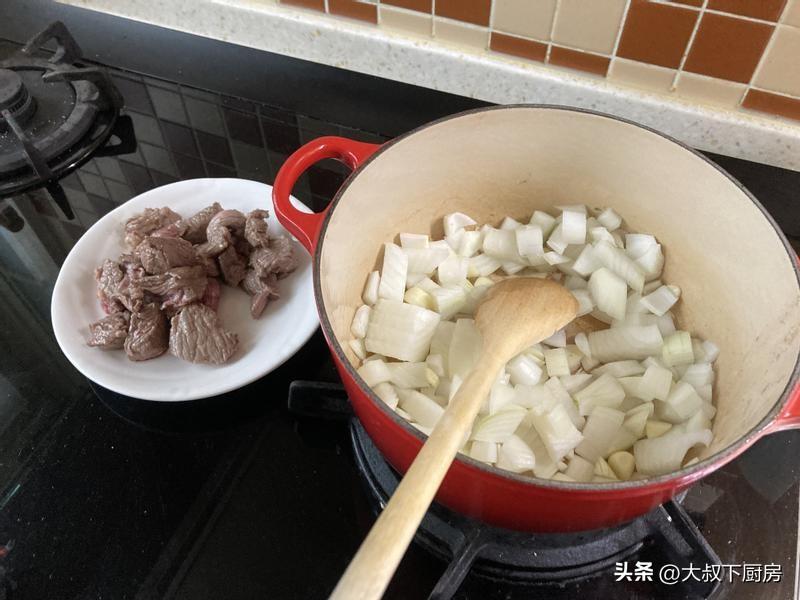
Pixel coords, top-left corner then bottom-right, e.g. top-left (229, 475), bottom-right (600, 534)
top-left (443, 212), bottom-right (477, 238)
top-left (496, 435), bottom-right (536, 473)
top-left (589, 267), bottom-right (627, 320)
top-left (645, 419), bottom-right (672, 439)
top-left (425, 353), bottom-right (445, 377)
top-left (658, 381), bottom-right (702, 423)
top-left (489, 380), bottom-right (516, 414)
top-left (596, 208), bottom-right (622, 231)
top-left (530, 210), bottom-right (556, 237)
top-left (404, 286), bottom-right (435, 310)
top-left (415, 277), bottom-right (440, 294)
top-left (457, 230), bottom-right (482, 258)
top-left (593, 360), bottom-right (645, 378)
top-left (544, 348), bottom-right (571, 377)
top-left (515, 225), bottom-right (544, 258)
top-left (543, 328), bottom-right (567, 348)
top-left (500, 216), bottom-right (523, 230)
top-left (594, 457), bottom-right (618, 480)
top-left (387, 362), bottom-right (439, 389)
top-left (662, 331), bottom-right (694, 366)
top-left (574, 332), bottom-right (591, 358)
top-left (574, 373), bottom-right (625, 416)
top-left (514, 383), bottom-right (556, 412)
top-left (702, 340), bottom-right (720, 363)
top-left (546, 224), bottom-right (569, 254)
top-left (623, 402), bottom-right (654, 437)
top-left (634, 427), bottom-right (712, 476)
top-left (357, 359), bottom-right (391, 386)
top-left (472, 405), bottom-right (527, 443)
top-left (483, 228), bottom-right (523, 262)
top-left (448, 318), bottom-right (483, 380)
top-left (682, 410), bottom-right (711, 433)
top-left (507, 353), bottom-right (544, 386)
top-left (624, 234), bottom-right (657, 259)
top-left (561, 209), bottom-right (587, 244)
top-left (571, 245), bottom-right (599, 277)
top-left (640, 285), bottom-right (680, 316)
top-left (436, 254), bottom-right (468, 287)
top-left (560, 373), bottom-right (593, 394)
top-left (587, 325), bottom-right (663, 362)
top-left (593, 241), bottom-right (645, 293)
top-left (397, 389), bottom-right (444, 428)
top-left (363, 271), bottom-right (380, 306)
top-left (601, 453), bottom-right (631, 482)
top-left (681, 363), bottom-right (714, 389)
top-left (467, 253), bottom-right (502, 278)
top-left (378, 243), bottom-right (408, 301)
top-left (575, 406), bottom-right (625, 462)
top-left (635, 243), bottom-right (664, 281)
top-left (520, 428), bottom-right (560, 479)
top-left (429, 286), bottom-right (466, 320)
top-left (470, 440), bottom-right (497, 464)
top-left (372, 381), bottom-right (399, 409)
top-left (403, 246), bottom-right (450, 275)
top-left (638, 363), bottom-right (673, 401)
top-left (400, 233), bottom-right (429, 249)
top-left (606, 426), bottom-right (639, 454)
top-left (501, 261), bottom-right (527, 275)
top-left (365, 299), bottom-right (441, 362)
top-left (543, 251), bottom-right (570, 266)
top-left (350, 304), bottom-right (371, 339)
top-left (544, 377), bottom-right (584, 429)
top-left (564, 455), bottom-right (594, 482)
top-left (530, 402), bottom-right (584, 462)
top-left (429, 320), bottom-right (456, 368)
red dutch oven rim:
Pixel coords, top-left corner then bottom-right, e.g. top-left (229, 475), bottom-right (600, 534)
top-left (273, 104), bottom-right (800, 495)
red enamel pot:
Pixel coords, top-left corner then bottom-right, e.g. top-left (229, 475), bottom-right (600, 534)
top-left (273, 105), bottom-right (800, 532)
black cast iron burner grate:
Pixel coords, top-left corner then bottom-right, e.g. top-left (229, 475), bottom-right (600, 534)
top-left (289, 380), bottom-right (723, 599)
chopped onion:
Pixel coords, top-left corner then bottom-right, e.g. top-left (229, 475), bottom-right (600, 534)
top-left (357, 359), bottom-right (391, 386)
top-left (560, 372), bottom-right (593, 394)
top-left (596, 208), bottom-right (622, 231)
top-left (507, 354), bottom-right (544, 386)
top-left (543, 251), bottom-right (570, 266)
top-left (574, 332), bottom-right (591, 358)
top-left (552, 473), bottom-right (575, 482)
top-left (564, 455), bottom-right (594, 482)
top-left (437, 254), bottom-right (469, 287)
top-left (681, 363), bottom-right (714, 389)
top-left (458, 230), bottom-right (482, 258)
top-left (623, 402), bottom-right (654, 437)
top-left (362, 270), bottom-right (380, 306)
top-left (378, 243), bottom-right (408, 301)
top-left (589, 226), bottom-right (616, 246)
top-left (606, 426), bottom-right (638, 454)
top-left (645, 419), bottom-right (672, 439)
top-left (589, 267), bottom-right (627, 320)
top-left (543, 328), bottom-right (567, 348)
top-left (608, 451), bottom-right (635, 480)
top-left (638, 363), bottom-right (673, 401)
top-left (656, 313), bottom-right (676, 336)
top-left (489, 380), bottom-right (516, 413)
top-left (635, 243), bottom-right (664, 281)
top-left (575, 406), bottom-right (624, 462)
top-left (403, 246), bottom-right (450, 275)
top-left (429, 286), bottom-right (466, 320)
top-left (640, 285), bottom-right (680, 316)
top-left (425, 353), bottom-right (445, 377)
top-left (496, 435), bottom-right (536, 473)
top-left (634, 427), bottom-right (712, 475)
top-left (397, 389), bottom-right (444, 428)
top-left (443, 212), bottom-right (477, 238)
top-left (520, 428), bottom-right (559, 478)
top-left (544, 348), bottom-right (571, 377)
top-left (405, 272), bottom-right (426, 288)
top-left (682, 410), bottom-right (711, 433)
top-left (467, 253), bottom-right (502, 278)
top-left (659, 381), bottom-right (702, 423)
top-left (593, 360), bottom-right (645, 378)
top-left (702, 340), bottom-right (720, 363)
top-left (561, 209), bottom-right (587, 244)
top-left (387, 362), bottom-right (439, 389)
top-left (404, 286), bottom-right (435, 310)
top-left (350, 304), bottom-right (371, 339)
top-left (545, 377), bottom-right (584, 429)
top-left (530, 402), bottom-right (584, 462)
top-left (429, 320), bottom-right (456, 368)
top-left (662, 331), bottom-right (694, 366)
top-left (500, 216), bottom-right (523, 230)
top-left (415, 277), bottom-right (440, 294)
top-left (449, 318), bottom-right (483, 380)
top-left (515, 225), bottom-right (545, 258)
top-left (514, 383), bottom-right (556, 412)
top-left (501, 261), bottom-right (527, 275)
top-left (594, 457), bottom-right (618, 480)
top-left (624, 234), bottom-right (657, 259)
top-left (365, 299), bottom-right (441, 362)
top-left (348, 338), bottom-right (367, 360)
top-left (372, 381), bottom-right (399, 409)
top-left (546, 224), bottom-right (569, 254)
top-left (530, 210), bottom-right (556, 237)
top-left (581, 355), bottom-right (601, 371)
top-left (587, 325), bottom-right (663, 362)
top-left (593, 241), bottom-right (645, 293)
top-left (473, 405), bottom-right (527, 443)
top-left (470, 440), bottom-right (497, 463)
top-left (574, 373), bottom-right (625, 416)
top-left (400, 232), bottom-right (429, 249)
top-left (571, 245), bottom-right (599, 277)
top-left (483, 228), bottom-right (523, 262)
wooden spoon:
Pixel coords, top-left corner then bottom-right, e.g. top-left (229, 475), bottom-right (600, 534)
top-left (330, 277), bottom-right (578, 599)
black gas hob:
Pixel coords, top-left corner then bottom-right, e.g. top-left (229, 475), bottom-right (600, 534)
top-left (0, 4), bottom-right (799, 599)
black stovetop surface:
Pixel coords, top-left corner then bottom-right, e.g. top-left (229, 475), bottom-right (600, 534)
top-left (0, 2), bottom-right (799, 599)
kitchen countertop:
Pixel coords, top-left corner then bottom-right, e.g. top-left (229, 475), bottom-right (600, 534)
top-left (0, 3), bottom-right (799, 599)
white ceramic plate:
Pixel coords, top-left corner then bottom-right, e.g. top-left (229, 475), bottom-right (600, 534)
top-left (51, 178), bottom-right (318, 401)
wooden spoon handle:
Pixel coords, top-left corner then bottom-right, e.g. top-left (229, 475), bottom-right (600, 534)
top-left (330, 357), bottom-right (502, 600)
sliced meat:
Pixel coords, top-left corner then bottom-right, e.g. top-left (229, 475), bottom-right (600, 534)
top-left (217, 246), bottom-right (247, 287)
top-left (244, 209), bottom-right (270, 248)
top-left (201, 278), bottom-right (221, 312)
top-left (169, 303), bottom-right (238, 364)
top-left (152, 222), bottom-right (187, 238)
top-left (136, 236), bottom-right (197, 274)
top-left (95, 259), bottom-right (126, 314)
top-left (180, 202), bottom-right (223, 243)
top-left (249, 236), bottom-right (297, 279)
top-left (199, 209), bottom-right (246, 257)
top-left (87, 312), bottom-right (130, 349)
top-left (197, 252), bottom-right (220, 277)
top-left (139, 265), bottom-right (208, 311)
top-left (241, 270), bottom-right (279, 318)
top-left (124, 303), bottom-right (168, 361)
top-left (124, 207), bottom-right (182, 249)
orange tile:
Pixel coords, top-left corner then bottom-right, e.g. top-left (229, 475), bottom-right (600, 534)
top-left (434, 0), bottom-right (491, 26)
top-left (381, 0), bottom-right (431, 13)
top-left (548, 46), bottom-right (611, 76)
top-left (617, 0), bottom-right (699, 69)
top-left (742, 89), bottom-right (800, 121)
top-left (707, 0), bottom-right (787, 22)
top-left (280, 0), bottom-right (325, 10)
top-left (684, 13), bottom-right (773, 83)
top-left (490, 32), bottom-right (548, 62)
top-left (329, 0), bottom-right (377, 22)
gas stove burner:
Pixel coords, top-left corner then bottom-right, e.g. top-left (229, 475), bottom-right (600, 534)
top-left (0, 21), bottom-right (127, 204)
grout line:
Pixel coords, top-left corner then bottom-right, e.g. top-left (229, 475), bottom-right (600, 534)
top-left (431, 0), bottom-right (436, 37)
top-left (375, 0), bottom-right (380, 26)
top-left (747, 85), bottom-right (800, 100)
top-left (647, 0), bottom-right (784, 26)
top-left (608, 0), bottom-right (632, 74)
top-left (742, 22), bottom-right (782, 106)
top-left (486, 0), bottom-right (496, 49)
top-left (544, 0), bottom-right (561, 63)
top-left (323, 0), bottom-right (329, 13)
top-left (670, 0), bottom-right (708, 91)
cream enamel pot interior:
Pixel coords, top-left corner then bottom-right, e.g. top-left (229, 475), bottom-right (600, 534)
top-left (273, 106), bottom-right (800, 532)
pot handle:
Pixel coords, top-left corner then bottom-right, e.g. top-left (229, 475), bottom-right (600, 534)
top-left (272, 136), bottom-right (381, 253)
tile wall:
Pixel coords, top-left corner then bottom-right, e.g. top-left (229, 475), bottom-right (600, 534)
top-left (276, 0), bottom-right (800, 123)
